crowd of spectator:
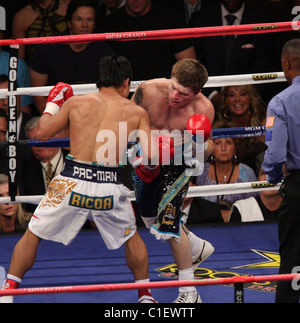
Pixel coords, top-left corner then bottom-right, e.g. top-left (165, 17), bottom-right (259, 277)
top-left (0, 0), bottom-right (298, 232)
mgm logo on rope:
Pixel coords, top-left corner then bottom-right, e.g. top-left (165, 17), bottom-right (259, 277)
top-left (0, 7), bottom-right (6, 31)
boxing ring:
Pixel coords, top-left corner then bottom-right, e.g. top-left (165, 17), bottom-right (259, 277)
top-left (0, 20), bottom-right (299, 304)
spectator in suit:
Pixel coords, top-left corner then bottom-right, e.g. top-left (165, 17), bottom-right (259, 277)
top-left (96, 0), bottom-right (125, 31)
top-left (155, 0), bottom-right (217, 24)
top-left (20, 117), bottom-right (66, 212)
top-left (190, 0), bottom-right (275, 108)
top-left (103, 0), bottom-right (196, 81)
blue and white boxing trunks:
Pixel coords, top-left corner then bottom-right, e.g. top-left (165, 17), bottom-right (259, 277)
top-left (29, 155), bottom-right (136, 250)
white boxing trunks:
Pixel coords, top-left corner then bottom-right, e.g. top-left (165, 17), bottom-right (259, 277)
top-left (29, 155), bottom-right (137, 250)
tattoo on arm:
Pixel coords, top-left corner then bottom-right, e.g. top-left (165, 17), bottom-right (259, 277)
top-left (134, 87), bottom-right (144, 105)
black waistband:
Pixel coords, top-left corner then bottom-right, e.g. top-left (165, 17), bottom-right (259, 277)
top-left (61, 158), bottom-right (123, 184)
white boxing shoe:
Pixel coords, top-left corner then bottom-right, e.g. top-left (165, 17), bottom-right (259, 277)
top-left (192, 240), bottom-right (214, 272)
top-left (173, 291), bottom-right (202, 303)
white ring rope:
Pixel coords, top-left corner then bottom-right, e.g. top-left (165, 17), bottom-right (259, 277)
top-left (0, 181), bottom-right (280, 205)
top-left (0, 72), bottom-right (286, 99)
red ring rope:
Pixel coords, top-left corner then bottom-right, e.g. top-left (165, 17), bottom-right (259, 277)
top-left (0, 273), bottom-right (299, 297)
top-left (0, 19), bottom-right (296, 301)
top-left (0, 22), bottom-right (293, 47)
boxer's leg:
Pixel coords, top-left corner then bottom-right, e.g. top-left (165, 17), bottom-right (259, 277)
top-left (125, 231), bottom-right (157, 303)
top-left (8, 228), bottom-right (41, 281)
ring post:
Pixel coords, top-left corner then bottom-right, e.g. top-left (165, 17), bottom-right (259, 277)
top-left (8, 44), bottom-right (19, 201)
top-left (234, 283), bottom-right (244, 303)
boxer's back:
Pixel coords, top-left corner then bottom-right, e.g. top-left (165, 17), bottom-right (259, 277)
top-left (68, 90), bottom-right (148, 165)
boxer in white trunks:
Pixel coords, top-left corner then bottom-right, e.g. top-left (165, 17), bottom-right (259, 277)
top-left (0, 55), bottom-right (159, 303)
top-left (132, 58), bottom-right (215, 303)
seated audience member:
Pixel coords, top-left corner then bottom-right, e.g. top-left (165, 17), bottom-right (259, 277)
top-left (218, 85), bottom-right (266, 127)
top-left (154, 0), bottom-right (217, 25)
top-left (196, 120), bottom-right (258, 222)
top-left (20, 117), bottom-right (67, 212)
top-left (103, 0), bottom-right (196, 81)
top-left (0, 174), bottom-right (32, 233)
top-left (182, 177), bottom-right (224, 224)
top-left (190, 0), bottom-right (275, 108)
top-left (96, 0), bottom-right (126, 31)
top-left (30, 0), bottom-right (115, 113)
top-left (218, 85), bottom-right (267, 175)
top-left (229, 167), bottom-right (283, 223)
top-left (12, 0), bottom-right (70, 63)
top-left (0, 31), bottom-right (34, 113)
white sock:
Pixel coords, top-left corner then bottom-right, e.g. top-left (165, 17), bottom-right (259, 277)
top-left (6, 274), bottom-right (22, 284)
top-left (188, 232), bottom-right (204, 259)
top-left (178, 267), bottom-right (196, 293)
top-left (136, 279), bottom-right (149, 284)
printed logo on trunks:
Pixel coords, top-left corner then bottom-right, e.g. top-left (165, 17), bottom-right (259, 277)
top-left (73, 166), bottom-right (118, 182)
top-left (69, 192), bottom-right (114, 210)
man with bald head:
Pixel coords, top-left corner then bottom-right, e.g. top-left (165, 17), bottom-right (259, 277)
top-left (263, 38), bottom-right (300, 303)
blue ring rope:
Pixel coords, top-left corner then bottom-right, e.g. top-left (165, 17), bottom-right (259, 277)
top-left (20, 126), bottom-right (266, 147)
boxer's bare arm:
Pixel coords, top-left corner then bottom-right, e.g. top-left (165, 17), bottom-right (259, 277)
top-left (135, 108), bottom-right (159, 165)
top-left (37, 97), bottom-right (72, 141)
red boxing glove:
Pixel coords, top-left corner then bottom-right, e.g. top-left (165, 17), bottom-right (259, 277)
top-left (154, 135), bottom-right (175, 165)
top-left (43, 82), bottom-right (73, 116)
top-left (133, 156), bottom-right (160, 183)
top-left (186, 114), bottom-right (211, 142)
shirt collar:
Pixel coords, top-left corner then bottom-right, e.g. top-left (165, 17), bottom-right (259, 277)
top-left (41, 149), bottom-right (62, 169)
top-left (221, 3), bottom-right (245, 25)
top-left (292, 75), bottom-right (300, 84)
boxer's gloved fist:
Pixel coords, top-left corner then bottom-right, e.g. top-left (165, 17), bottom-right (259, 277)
top-left (133, 135), bottom-right (174, 183)
top-left (187, 114), bottom-right (211, 142)
top-left (43, 82), bottom-right (73, 116)
top-left (154, 135), bottom-right (175, 165)
top-left (186, 114), bottom-right (211, 157)
top-left (132, 156), bottom-right (160, 183)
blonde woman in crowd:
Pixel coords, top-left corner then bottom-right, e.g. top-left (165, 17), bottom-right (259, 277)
top-left (0, 174), bottom-right (32, 233)
top-left (218, 85), bottom-right (267, 175)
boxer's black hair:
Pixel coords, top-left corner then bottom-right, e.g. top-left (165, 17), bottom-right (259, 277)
top-left (96, 55), bottom-right (133, 89)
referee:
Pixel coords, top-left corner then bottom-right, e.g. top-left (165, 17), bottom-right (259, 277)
top-left (263, 38), bottom-right (300, 303)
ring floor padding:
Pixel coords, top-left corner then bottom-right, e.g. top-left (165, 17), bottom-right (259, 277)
top-left (0, 222), bottom-right (279, 303)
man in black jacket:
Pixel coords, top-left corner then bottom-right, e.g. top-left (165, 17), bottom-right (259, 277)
top-left (190, 0), bottom-right (275, 107)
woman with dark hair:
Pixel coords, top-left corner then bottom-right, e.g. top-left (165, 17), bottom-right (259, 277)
top-left (196, 120), bottom-right (258, 222)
